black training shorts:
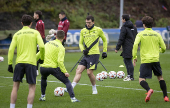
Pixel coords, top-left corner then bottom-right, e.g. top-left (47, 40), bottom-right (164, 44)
top-left (79, 54), bottom-right (99, 70)
top-left (40, 67), bottom-right (69, 84)
top-left (139, 62), bottom-right (162, 79)
top-left (13, 63), bottom-right (37, 84)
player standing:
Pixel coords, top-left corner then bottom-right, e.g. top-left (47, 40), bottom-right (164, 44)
top-left (33, 10), bottom-right (46, 75)
top-left (133, 16), bottom-right (169, 102)
top-left (37, 30), bottom-right (80, 102)
top-left (8, 14), bottom-right (45, 108)
top-left (57, 11), bottom-right (70, 46)
top-left (71, 15), bottom-right (107, 94)
top-left (115, 14), bottom-right (137, 81)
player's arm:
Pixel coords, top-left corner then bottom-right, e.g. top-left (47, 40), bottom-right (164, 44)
top-left (99, 29), bottom-right (107, 52)
top-left (63, 21), bottom-right (70, 35)
top-left (37, 32), bottom-right (45, 60)
top-left (116, 27), bottom-right (126, 50)
top-left (79, 30), bottom-right (85, 52)
top-left (159, 34), bottom-right (166, 53)
top-left (132, 34), bottom-right (141, 62)
top-left (37, 22), bottom-right (45, 38)
top-left (58, 48), bottom-right (67, 73)
top-left (8, 35), bottom-right (17, 65)
top-left (36, 51), bottom-right (40, 61)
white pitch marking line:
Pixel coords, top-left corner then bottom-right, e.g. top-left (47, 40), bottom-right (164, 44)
top-left (1, 76), bottom-right (170, 93)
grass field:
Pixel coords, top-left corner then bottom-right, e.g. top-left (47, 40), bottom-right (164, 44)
top-left (0, 51), bottom-right (170, 108)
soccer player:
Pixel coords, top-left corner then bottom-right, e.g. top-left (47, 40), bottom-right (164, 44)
top-left (71, 15), bottom-right (107, 94)
top-left (133, 16), bottom-right (169, 102)
top-left (115, 14), bottom-right (137, 81)
top-left (8, 14), bottom-right (45, 108)
top-left (37, 30), bottom-right (80, 102)
top-left (58, 11), bottom-right (70, 46)
top-left (33, 10), bottom-right (46, 75)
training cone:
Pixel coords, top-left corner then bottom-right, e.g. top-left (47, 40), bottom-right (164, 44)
top-left (119, 65), bottom-right (124, 67)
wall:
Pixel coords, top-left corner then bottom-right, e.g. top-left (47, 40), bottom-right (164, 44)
top-left (0, 27), bottom-right (169, 50)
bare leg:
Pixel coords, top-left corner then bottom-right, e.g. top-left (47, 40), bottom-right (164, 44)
top-left (87, 69), bottom-right (97, 94)
top-left (87, 69), bottom-right (95, 86)
top-left (10, 82), bottom-right (20, 104)
top-left (72, 65), bottom-right (86, 83)
top-left (27, 84), bottom-right (36, 104)
top-left (139, 78), bottom-right (145, 83)
top-left (157, 75), bottom-right (164, 81)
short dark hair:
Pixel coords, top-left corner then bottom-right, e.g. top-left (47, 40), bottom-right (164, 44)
top-left (59, 11), bottom-right (66, 15)
top-left (34, 10), bottom-right (42, 19)
top-left (86, 15), bottom-right (94, 22)
top-left (56, 30), bottom-right (65, 39)
top-left (142, 16), bottom-right (153, 28)
top-left (21, 14), bottom-right (33, 26)
top-left (122, 14), bottom-right (130, 21)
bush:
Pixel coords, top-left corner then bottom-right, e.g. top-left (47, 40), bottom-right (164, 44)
top-left (156, 18), bottom-right (170, 27)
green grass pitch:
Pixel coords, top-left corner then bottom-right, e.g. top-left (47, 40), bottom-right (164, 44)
top-left (0, 51), bottom-right (170, 108)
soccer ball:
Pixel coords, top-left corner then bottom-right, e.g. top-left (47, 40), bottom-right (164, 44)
top-left (117, 71), bottom-right (125, 79)
top-left (49, 29), bottom-right (57, 35)
top-left (101, 71), bottom-right (108, 79)
top-left (109, 71), bottom-right (117, 79)
top-left (96, 73), bottom-right (104, 81)
top-left (54, 87), bottom-right (64, 96)
top-left (0, 57), bottom-right (4, 62)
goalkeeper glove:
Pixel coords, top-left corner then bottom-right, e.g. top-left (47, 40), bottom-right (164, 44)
top-left (8, 65), bottom-right (13, 73)
top-left (39, 59), bottom-right (44, 64)
top-left (83, 49), bottom-right (89, 55)
top-left (102, 52), bottom-right (107, 59)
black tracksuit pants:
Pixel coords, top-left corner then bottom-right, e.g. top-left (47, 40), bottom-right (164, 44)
top-left (40, 67), bottom-right (75, 98)
top-left (123, 58), bottom-right (134, 78)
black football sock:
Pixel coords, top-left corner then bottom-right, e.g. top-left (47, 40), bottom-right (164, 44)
top-left (140, 80), bottom-right (150, 92)
top-left (159, 80), bottom-right (168, 97)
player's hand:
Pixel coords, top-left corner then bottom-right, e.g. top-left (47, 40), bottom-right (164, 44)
top-left (102, 52), bottom-right (107, 59)
top-left (115, 50), bottom-right (118, 53)
top-left (39, 59), bottom-right (44, 64)
top-left (83, 49), bottom-right (89, 55)
top-left (133, 59), bottom-right (137, 66)
top-left (8, 65), bottom-right (13, 73)
top-left (46, 34), bottom-right (54, 41)
top-left (65, 72), bottom-right (70, 77)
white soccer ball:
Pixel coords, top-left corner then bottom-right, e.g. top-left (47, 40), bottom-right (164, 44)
top-left (96, 73), bottom-right (104, 81)
top-left (117, 71), bottom-right (125, 79)
top-left (49, 29), bottom-right (57, 35)
top-left (54, 87), bottom-right (64, 97)
top-left (109, 71), bottom-right (117, 79)
top-left (0, 56), bottom-right (4, 62)
top-left (101, 71), bottom-right (108, 79)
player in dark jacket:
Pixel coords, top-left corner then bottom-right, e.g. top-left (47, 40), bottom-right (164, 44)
top-left (115, 14), bottom-right (137, 81)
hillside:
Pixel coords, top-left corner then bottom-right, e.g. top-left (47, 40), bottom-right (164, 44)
top-left (0, 0), bottom-right (170, 30)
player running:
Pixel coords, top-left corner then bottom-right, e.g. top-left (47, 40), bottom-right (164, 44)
top-left (8, 14), bottom-right (45, 108)
top-left (133, 16), bottom-right (169, 102)
top-left (37, 30), bottom-right (80, 102)
top-left (71, 15), bottom-right (107, 94)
